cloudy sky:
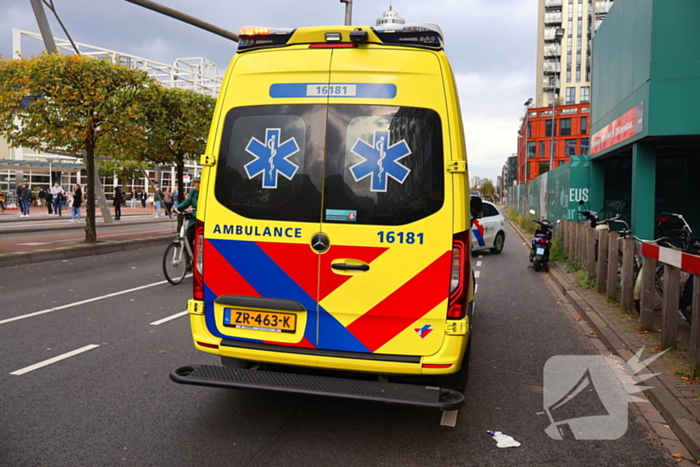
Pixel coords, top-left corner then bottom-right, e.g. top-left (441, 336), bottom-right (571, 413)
top-left (1, 0), bottom-right (537, 183)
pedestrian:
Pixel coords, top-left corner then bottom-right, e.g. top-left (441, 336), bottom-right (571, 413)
top-left (113, 186), bottom-right (123, 220)
top-left (71, 184), bottom-right (82, 222)
top-left (153, 183), bottom-right (163, 218)
top-left (163, 187), bottom-right (174, 217)
top-left (19, 183), bottom-right (31, 217)
top-left (173, 187), bottom-right (179, 205)
top-left (16, 184), bottom-right (24, 215)
top-left (175, 175), bottom-right (199, 250)
top-left (50, 181), bottom-right (65, 217)
top-left (45, 190), bottom-right (53, 215)
top-left (38, 188), bottom-right (46, 207)
top-left (130, 189), bottom-right (137, 209)
top-left (0, 188), bottom-right (5, 212)
top-left (140, 188), bottom-right (147, 208)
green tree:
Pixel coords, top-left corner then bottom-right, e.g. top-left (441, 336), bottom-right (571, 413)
top-left (101, 87), bottom-right (215, 201)
top-left (0, 53), bottom-right (157, 243)
top-left (481, 179), bottom-right (495, 196)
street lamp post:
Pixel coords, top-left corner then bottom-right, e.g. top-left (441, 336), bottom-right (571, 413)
top-left (549, 28), bottom-right (565, 172)
top-left (340, 0), bottom-right (353, 26)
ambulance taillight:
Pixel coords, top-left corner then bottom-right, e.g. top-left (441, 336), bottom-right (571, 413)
top-left (193, 219), bottom-right (205, 301)
top-left (447, 231), bottom-right (470, 319)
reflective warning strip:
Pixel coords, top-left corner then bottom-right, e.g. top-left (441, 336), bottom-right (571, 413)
top-left (346, 251), bottom-right (452, 352)
top-left (641, 242), bottom-right (700, 275)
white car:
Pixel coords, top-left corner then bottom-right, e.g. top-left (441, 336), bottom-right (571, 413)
top-left (471, 201), bottom-right (507, 254)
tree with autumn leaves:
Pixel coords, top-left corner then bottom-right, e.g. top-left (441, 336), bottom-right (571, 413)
top-left (0, 53), bottom-right (215, 243)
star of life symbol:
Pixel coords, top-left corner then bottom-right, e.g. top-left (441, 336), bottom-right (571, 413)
top-left (349, 130), bottom-right (411, 192)
top-left (244, 128), bottom-right (300, 189)
top-left (541, 347), bottom-right (666, 440)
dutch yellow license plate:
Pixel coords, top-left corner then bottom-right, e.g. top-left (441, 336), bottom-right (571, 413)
top-left (223, 309), bottom-right (297, 333)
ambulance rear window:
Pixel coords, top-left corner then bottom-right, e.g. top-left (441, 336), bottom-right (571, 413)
top-left (214, 105), bottom-right (325, 223)
top-left (324, 105), bottom-right (444, 226)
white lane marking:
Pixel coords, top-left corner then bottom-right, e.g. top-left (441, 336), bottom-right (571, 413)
top-left (478, 255), bottom-right (483, 259)
top-left (475, 284), bottom-right (478, 294)
top-left (474, 270), bottom-right (481, 278)
top-left (0, 280), bottom-right (169, 325)
top-left (441, 410), bottom-right (458, 427)
top-left (10, 344), bottom-right (100, 375)
top-left (16, 242), bottom-right (50, 245)
top-left (476, 261), bottom-right (482, 267)
top-left (52, 229), bottom-right (172, 244)
top-left (150, 311), bottom-right (188, 326)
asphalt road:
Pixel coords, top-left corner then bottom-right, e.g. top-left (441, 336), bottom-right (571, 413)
top-left (0, 235), bottom-right (678, 466)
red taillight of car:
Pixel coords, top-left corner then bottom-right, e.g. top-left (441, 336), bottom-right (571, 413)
top-left (447, 230), bottom-right (470, 319)
top-left (193, 219), bottom-right (205, 301)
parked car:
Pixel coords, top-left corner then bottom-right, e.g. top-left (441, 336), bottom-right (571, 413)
top-left (471, 201), bottom-right (507, 254)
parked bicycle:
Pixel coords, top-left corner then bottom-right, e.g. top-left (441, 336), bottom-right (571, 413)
top-left (162, 210), bottom-right (195, 285)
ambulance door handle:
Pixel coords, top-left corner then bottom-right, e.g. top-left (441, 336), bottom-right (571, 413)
top-left (331, 263), bottom-right (369, 271)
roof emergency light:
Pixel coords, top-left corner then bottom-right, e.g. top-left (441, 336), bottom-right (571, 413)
top-left (237, 26), bottom-right (295, 51)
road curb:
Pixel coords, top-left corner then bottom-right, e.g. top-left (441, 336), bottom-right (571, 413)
top-left (506, 216), bottom-right (700, 461)
top-left (0, 235), bottom-right (171, 268)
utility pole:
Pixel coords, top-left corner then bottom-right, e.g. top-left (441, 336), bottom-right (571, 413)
top-left (340, 0), bottom-right (353, 26)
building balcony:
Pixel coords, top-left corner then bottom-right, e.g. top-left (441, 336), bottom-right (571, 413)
top-left (595, 0), bottom-right (614, 14)
top-left (542, 79), bottom-right (561, 90)
top-left (544, 12), bottom-right (563, 24)
top-left (543, 62), bottom-right (561, 73)
top-left (544, 0), bottom-right (563, 8)
top-left (543, 45), bottom-right (562, 57)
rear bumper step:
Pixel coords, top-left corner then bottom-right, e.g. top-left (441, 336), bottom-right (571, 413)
top-left (170, 364), bottom-right (464, 410)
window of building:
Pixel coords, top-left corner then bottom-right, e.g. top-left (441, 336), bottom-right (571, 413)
top-left (566, 87), bottom-right (575, 104)
top-left (581, 106), bottom-right (590, 113)
top-left (545, 119), bottom-right (554, 137)
top-left (565, 139), bottom-right (577, 156)
top-left (580, 86), bottom-right (590, 103)
top-left (527, 141), bottom-right (536, 158)
top-left (527, 121), bottom-right (532, 138)
top-left (539, 161), bottom-right (550, 175)
top-left (561, 107), bottom-right (578, 114)
top-left (568, 20), bottom-right (573, 37)
top-left (540, 141), bottom-right (546, 158)
top-left (560, 118), bottom-right (572, 136)
top-left (578, 3), bottom-right (583, 17)
top-left (576, 70), bottom-right (581, 82)
top-left (567, 71), bottom-right (572, 82)
top-left (580, 137), bottom-right (589, 155)
top-left (580, 116), bottom-right (588, 134)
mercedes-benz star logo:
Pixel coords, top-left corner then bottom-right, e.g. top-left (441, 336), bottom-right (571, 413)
top-left (311, 233), bottom-right (330, 253)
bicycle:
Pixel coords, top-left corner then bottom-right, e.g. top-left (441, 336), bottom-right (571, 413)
top-left (162, 210), bottom-right (195, 285)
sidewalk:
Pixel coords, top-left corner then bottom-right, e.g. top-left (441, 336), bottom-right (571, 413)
top-left (508, 217), bottom-right (700, 462)
top-left (0, 204), bottom-right (173, 267)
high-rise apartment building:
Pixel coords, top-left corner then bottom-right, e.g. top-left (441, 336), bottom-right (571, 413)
top-left (535, 0), bottom-right (615, 107)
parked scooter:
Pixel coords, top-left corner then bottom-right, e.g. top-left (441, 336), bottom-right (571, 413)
top-left (529, 209), bottom-right (554, 272)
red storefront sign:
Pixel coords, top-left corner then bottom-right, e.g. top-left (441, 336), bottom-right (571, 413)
top-left (591, 102), bottom-right (644, 154)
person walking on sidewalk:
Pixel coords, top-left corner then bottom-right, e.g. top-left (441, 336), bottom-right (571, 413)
top-left (19, 183), bottom-right (31, 217)
top-left (153, 183), bottom-right (164, 218)
top-left (45, 190), bottom-right (53, 215)
top-left (71, 184), bottom-right (82, 222)
top-left (38, 188), bottom-right (46, 208)
top-left (130, 189), bottom-right (137, 209)
top-left (51, 181), bottom-right (65, 217)
top-left (140, 188), bottom-right (147, 208)
top-left (16, 184), bottom-right (24, 215)
top-left (163, 187), bottom-right (173, 217)
top-left (0, 189), bottom-right (5, 212)
top-left (113, 186), bottom-right (123, 220)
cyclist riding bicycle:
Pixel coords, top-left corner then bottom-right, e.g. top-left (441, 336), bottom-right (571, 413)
top-left (174, 175), bottom-right (199, 250)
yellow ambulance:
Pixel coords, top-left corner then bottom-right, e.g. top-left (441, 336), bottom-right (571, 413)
top-left (171, 23), bottom-right (474, 410)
